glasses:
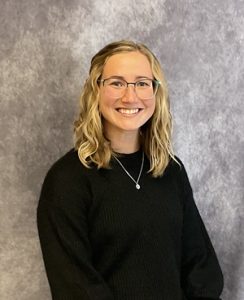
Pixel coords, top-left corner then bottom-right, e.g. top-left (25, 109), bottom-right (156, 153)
top-left (98, 77), bottom-right (160, 100)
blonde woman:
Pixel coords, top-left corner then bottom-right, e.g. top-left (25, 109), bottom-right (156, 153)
top-left (37, 40), bottom-right (223, 300)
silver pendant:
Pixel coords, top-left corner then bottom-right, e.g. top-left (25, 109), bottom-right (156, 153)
top-left (113, 153), bottom-right (144, 191)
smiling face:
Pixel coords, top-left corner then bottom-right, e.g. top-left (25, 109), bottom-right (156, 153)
top-left (99, 51), bottom-right (156, 140)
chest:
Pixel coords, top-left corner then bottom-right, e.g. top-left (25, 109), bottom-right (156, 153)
top-left (87, 169), bottom-right (184, 249)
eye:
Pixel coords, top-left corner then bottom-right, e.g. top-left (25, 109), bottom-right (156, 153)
top-left (136, 80), bottom-right (151, 87)
top-left (107, 79), bottom-right (125, 88)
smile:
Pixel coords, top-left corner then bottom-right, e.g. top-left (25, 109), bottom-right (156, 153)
top-left (116, 108), bottom-right (142, 115)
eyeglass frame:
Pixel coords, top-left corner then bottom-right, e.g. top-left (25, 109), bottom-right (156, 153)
top-left (97, 77), bottom-right (161, 99)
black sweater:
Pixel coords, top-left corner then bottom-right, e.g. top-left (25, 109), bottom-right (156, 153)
top-left (37, 149), bottom-right (223, 300)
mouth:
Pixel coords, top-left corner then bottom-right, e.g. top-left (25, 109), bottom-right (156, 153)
top-left (116, 108), bottom-right (142, 115)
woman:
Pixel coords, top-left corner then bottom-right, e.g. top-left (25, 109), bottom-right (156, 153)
top-left (37, 40), bottom-right (224, 300)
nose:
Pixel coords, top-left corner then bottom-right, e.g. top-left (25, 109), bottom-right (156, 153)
top-left (121, 85), bottom-right (138, 103)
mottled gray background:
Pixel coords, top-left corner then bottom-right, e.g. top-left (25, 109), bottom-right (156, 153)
top-left (0, 0), bottom-right (243, 299)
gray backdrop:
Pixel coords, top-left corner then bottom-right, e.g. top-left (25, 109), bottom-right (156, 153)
top-left (0, 0), bottom-right (243, 299)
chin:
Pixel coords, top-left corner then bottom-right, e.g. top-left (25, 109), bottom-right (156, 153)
top-left (118, 123), bottom-right (143, 132)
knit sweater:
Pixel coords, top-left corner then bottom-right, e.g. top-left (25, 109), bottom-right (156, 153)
top-left (37, 149), bottom-right (223, 300)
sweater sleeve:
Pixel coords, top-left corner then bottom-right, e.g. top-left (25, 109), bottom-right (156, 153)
top-left (178, 162), bottom-right (224, 300)
top-left (37, 163), bottom-right (114, 300)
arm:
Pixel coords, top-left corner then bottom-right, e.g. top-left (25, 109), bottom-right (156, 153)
top-left (179, 162), bottom-right (224, 300)
top-left (37, 165), bottom-right (114, 300)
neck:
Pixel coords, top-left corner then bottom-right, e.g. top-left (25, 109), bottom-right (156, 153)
top-left (105, 129), bottom-right (140, 154)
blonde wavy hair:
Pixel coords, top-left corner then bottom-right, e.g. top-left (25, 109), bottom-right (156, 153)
top-left (74, 40), bottom-right (176, 177)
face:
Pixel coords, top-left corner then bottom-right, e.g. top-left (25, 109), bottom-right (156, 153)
top-left (99, 51), bottom-right (156, 137)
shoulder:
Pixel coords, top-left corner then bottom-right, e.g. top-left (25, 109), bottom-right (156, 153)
top-left (45, 148), bottom-right (90, 181)
top-left (165, 155), bottom-right (192, 190)
top-left (40, 149), bottom-right (91, 204)
top-left (165, 155), bottom-right (185, 176)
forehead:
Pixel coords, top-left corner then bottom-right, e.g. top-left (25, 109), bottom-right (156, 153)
top-left (102, 51), bottom-right (153, 78)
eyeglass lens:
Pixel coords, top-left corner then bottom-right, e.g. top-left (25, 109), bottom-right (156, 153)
top-left (103, 78), bottom-right (158, 99)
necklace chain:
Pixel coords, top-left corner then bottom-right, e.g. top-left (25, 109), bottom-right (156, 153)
top-left (113, 152), bottom-right (144, 190)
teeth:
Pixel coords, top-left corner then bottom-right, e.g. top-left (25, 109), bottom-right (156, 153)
top-left (118, 108), bottom-right (140, 115)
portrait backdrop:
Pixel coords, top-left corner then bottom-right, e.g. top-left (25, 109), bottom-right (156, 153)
top-left (0, 0), bottom-right (243, 299)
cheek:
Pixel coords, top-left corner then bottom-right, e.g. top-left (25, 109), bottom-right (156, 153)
top-left (146, 99), bottom-right (156, 115)
top-left (99, 92), bottom-right (114, 110)
top-left (145, 101), bottom-right (156, 122)
top-left (98, 94), bottom-right (106, 113)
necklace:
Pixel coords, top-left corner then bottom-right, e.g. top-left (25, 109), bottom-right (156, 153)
top-left (113, 152), bottom-right (144, 190)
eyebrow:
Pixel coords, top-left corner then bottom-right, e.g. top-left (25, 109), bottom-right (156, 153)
top-left (105, 75), bottom-right (153, 80)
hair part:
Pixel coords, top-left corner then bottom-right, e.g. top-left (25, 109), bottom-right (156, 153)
top-left (74, 40), bottom-right (177, 177)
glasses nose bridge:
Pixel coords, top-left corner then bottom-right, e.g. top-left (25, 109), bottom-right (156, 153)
top-left (125, 82), bottom-right (138, 97)
top-left (126, 81), bottom-right (137, 89)
top-left (122, 81), bottom-right (137, 100)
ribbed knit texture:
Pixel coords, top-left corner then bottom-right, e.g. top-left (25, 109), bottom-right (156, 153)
top-left (37, 149), bottom-right (223, 300)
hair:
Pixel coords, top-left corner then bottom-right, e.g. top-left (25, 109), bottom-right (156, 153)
top-left (74, 40), bottom-right (177, 177)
